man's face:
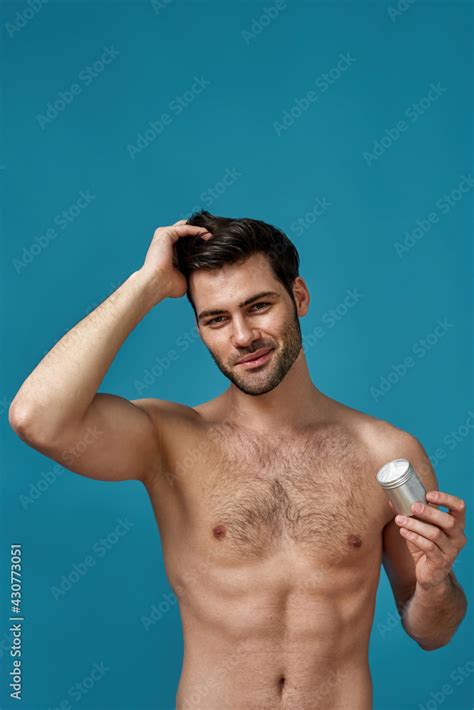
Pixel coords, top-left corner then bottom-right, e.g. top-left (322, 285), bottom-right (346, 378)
top-left (191, 253), bottom-right (304, 396)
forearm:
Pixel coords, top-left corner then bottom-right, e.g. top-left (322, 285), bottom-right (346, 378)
top-left (401, 571), bottom-right (467, 650)
top-left (9, 268), bottom-right (164, 439)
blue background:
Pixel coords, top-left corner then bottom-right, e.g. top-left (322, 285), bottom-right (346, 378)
top-left (1, 0), bottom-right (472, 708)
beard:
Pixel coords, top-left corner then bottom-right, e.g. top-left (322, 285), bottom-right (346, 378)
top-left (206, 303), bottom-right (303, 396)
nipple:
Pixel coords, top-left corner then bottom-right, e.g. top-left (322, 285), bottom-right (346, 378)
top-left (212, 524), bottom-right (226, 540)
top-left (347, 534), bottom-right (362, 548)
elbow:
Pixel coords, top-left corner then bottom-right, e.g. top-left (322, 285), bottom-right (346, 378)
top-left (402, 620), bottom-right (450, 652)
top-left (8, 400), bottom-right (49, 446)
top-left (9, 400), bottom-right (32, 437)
top-left (9, 399), bottom-right (76, 455)
top-left (416, 629), bottom-right (460, 652)
top-left (417, 639), bottom-right (447, 652)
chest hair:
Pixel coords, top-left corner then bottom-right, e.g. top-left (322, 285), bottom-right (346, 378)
top-left (197, 422), bottom-right (376, 561)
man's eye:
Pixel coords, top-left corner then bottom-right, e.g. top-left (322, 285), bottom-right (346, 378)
top-left (206, 303), bottom-right (270, 326)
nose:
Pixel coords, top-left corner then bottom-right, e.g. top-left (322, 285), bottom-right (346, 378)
top-left (230, 315), bottom-right (260, 349)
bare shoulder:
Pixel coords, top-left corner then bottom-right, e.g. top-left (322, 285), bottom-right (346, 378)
top-left (131, 397), bottom-right (208, 482)
top-left (133, 397), bottom-right (202, 421)
top-left (339, 403), bottom-right (438, 491)
top-left (133, 395), bottom-right (226, 449)
top-left (326, 402), bottom-right (439, 531)
top-left (132, 397), bottom-right (207, 441)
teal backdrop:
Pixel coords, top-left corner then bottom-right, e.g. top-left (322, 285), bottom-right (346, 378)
top-left (1, 1), bottom-right (472, 708)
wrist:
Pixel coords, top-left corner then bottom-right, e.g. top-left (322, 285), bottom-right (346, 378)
top-left (129, 267), bottom-right (170, 308)
top-left (416, 572), bottom-right (453, 603)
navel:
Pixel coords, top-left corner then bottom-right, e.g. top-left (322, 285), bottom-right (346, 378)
top-left (347, 534), bottom-right (362, 548)
top-left (212, 524), bottom-right (227, 540)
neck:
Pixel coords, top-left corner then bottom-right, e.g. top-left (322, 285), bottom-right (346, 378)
top-left (222, 350), bottom-right (329, 433)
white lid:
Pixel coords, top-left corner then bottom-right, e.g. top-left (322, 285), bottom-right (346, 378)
top-left (376, 458), bottom-right (410, 483)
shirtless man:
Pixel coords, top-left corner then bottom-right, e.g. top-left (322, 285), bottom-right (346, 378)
top-left (9, 211), bottom-right (467, 709)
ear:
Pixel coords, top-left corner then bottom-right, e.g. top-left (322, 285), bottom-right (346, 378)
top-left (292, 276), bottom-right (310, 316)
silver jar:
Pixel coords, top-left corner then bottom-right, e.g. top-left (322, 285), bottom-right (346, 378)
top-left (376, 458), bottom-right (427, 516)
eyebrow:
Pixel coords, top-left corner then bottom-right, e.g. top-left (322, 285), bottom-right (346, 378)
top-left (197, 291), bottom-right (280, 322)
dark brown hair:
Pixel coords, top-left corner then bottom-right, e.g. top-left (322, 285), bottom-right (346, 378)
top-left (176, 210), bottom-right (300, 319)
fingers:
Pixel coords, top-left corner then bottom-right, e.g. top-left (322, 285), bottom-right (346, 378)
top-left (405, 500), bottom-right (463, 538)
top-left (398, 526), bottom-right (447, 564)
top-left (395, 514), bottom-right (454, 556)
top-left (153, 224), bottom-right (212, 243)
top-left (172, 219), bottom-right (212, 239)
top-left (426, 490), bottom-right (466, 521)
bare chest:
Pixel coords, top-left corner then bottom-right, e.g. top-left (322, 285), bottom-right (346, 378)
top-left (187, 423), bottom-right (384, 564)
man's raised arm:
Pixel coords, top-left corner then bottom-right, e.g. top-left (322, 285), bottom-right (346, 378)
top-left (8, 220), bottom-right (211, 485)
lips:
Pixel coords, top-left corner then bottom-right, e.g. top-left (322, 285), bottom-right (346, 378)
top-left (236, 347), bottom-right (273, 365)
top-left (237, 347), bottom-right (273, 364)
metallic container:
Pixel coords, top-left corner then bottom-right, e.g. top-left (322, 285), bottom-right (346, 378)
top-left (376, 458), bottom-right (427, 516)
